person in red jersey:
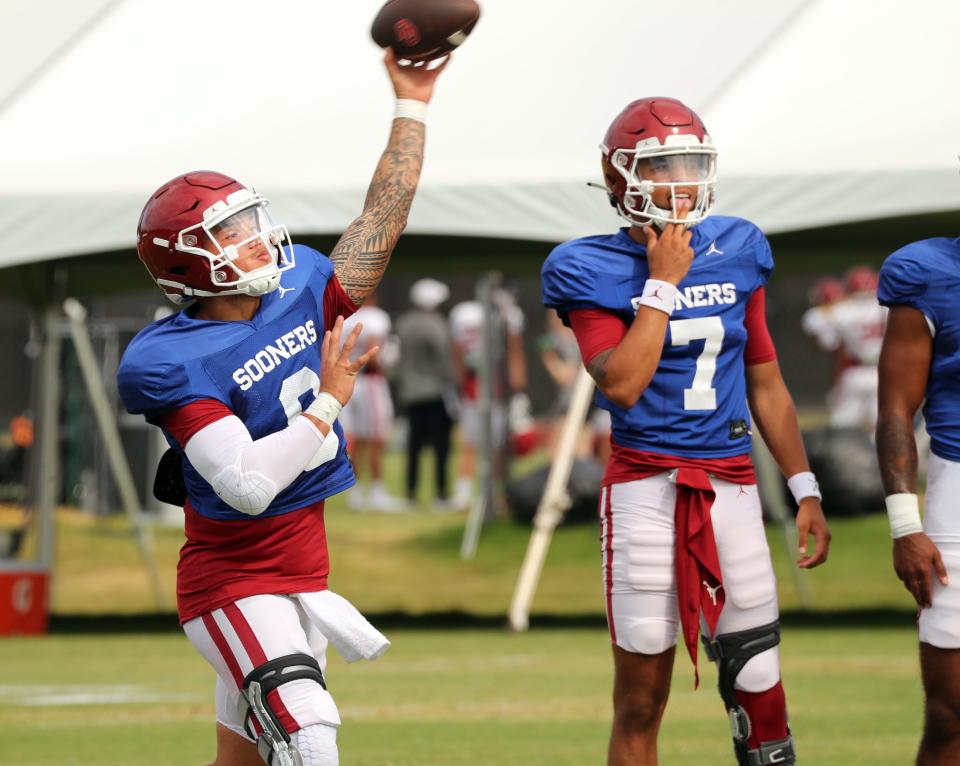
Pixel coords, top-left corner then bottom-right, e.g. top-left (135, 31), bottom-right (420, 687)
top-left (541, 97), bottom-right (830, 765)
top-left (117, 51), bottom-right (449, 766)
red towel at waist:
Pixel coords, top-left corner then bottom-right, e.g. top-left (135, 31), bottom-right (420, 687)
top-left (604, 444), bottom-right (757, 685)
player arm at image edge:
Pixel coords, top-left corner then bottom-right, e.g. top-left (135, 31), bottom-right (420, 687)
top-left (876, 306), bottom-right (931, 497)
top-left (875, 305), bottom-right (948, 606)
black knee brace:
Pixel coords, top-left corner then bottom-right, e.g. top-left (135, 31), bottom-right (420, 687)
top-left (701, 621), bottom-right (796, 765)
top-left (239, 653), bottom-right (327, 766)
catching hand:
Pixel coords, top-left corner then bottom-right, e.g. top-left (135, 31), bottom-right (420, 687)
top-left (320, 316), bottom-right (379, 406)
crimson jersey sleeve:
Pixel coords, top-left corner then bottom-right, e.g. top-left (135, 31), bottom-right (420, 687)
top-left (743, 287), bottom-right (777, 366)
top-left (323, 274), bottom-right (358, 330)
top-left (158, 399), bottom-right (234, 448)
top-left (567, 309), bottom-right (628, 365)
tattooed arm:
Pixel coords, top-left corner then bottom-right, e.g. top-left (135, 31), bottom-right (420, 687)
top-left (584, 315), bottom-right (668, 410)
top-left (330, 51), bottom-right (449, 306)
top-left (876, 306), bottom-right (932, 494)
top-left (876, 305), bottom-right (945, 607)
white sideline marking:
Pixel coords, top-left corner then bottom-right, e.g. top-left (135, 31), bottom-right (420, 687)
top-left (0, 685), bottom-right (200, 707)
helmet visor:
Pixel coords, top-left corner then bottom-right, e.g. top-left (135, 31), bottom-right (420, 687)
top-left (635, 154), bottom-right (713, 184)
top-left (209, 206), bottom-right (276, 262)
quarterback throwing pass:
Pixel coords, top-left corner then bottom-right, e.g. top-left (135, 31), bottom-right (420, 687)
top-left (118, 51), bottom-right (449, 766)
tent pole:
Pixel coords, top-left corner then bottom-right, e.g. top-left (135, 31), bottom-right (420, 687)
top-left (34, 307), bottom-right (62, 572)
top-left (508, 366), bottom-right (594, 632)
top-left (62, 299), bottom-right (166, 609)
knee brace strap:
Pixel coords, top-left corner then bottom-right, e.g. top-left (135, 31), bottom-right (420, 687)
top-left (702, 621), bottom-right (781, 712)
top-left (240, 653), bottom-right (327, 766)
top-left (701, 622), bottom-right (794, 765)
top-left (747, 736), bottom-right (795, 765)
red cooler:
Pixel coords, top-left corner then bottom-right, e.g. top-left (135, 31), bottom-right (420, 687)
top-left (0, 567), bottom-right (49, 635)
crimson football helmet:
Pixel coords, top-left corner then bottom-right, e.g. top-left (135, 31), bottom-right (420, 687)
top-left (136, 171), bottom-right (294, 304)
top-left (844, 265), bottom-right (879, 296)
top-left (808, 276), bottom-right (845, 307)
top-left (600, 97), bottom-right (717, 228)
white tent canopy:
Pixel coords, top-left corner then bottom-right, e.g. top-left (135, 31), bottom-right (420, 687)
top-left (1, 0), bottom-right (958, 268)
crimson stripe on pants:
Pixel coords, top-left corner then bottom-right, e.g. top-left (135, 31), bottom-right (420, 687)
top-left (601, 486), bottom-right (617, 644)
top-left (201, 611), bottom-right (263, 736)
top-left (202, 612), bottom-right (245, 687)
top-left (223, 602), bottom-right (300, 734)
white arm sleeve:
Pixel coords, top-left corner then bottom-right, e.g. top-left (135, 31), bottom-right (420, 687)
top-left (184, 415), bottom-right (337, 516)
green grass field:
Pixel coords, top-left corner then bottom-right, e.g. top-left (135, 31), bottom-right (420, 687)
top-left (0, 625), bottom-right (923, 766)
top-left (40, 493), bottom-right (915, 617)
top-left (0, 449), bottom-right (926, 765)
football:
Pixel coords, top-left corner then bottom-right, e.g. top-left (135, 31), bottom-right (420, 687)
top-left (371, 0), bottom-right (481, 62)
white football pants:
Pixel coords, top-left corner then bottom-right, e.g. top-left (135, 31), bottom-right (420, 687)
top-left (600, 472), bottom-right (781, 691)
top-left (184, 593), bottom-right (341, 746)
top-left (920, 453), bottom-right (960, 648)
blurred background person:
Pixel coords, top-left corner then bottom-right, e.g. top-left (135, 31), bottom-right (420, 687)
top-left (0, 413), bottom-right (33, 559)
top-left (450, 289), bottom-right (527, 511)
top-left (395, 278), bottom-right (456, 508)
top-left (801, 276), bottom-right (844, 355)
top-left (829, 265), bottom-right (886, 431)
top-left (341, 295), bottom-right (406, 513)
top-left (538, 309), bottom-right (613, 465)
top-left (538, 309), bottom-right (593, 458)
top-left (801, 276), bottom-right (846, 408)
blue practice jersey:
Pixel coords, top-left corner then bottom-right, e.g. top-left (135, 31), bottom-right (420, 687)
top-left (118, 244), bottom-right (355, 520)
top-left (878, 237), bottom-right (960, 462)
top-left (542, 216), bottom-right (773, 459)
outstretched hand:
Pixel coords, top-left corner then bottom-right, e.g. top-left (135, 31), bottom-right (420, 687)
top-left (385, 48), bottom-right (451, 104)
top-left (320, 316), bottom-right (379, 406)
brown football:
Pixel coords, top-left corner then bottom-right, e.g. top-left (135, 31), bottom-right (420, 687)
top-left (371, 0), bottom-right (481, 62)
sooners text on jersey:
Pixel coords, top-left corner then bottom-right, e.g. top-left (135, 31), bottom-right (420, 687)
top-left (119, 244), bottom-right (356, 521)
top-left (541, 216), bottom-right (773, 459)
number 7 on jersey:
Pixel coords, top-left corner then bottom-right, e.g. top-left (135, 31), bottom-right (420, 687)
top-left (670, 316), bottom-right (724, 411)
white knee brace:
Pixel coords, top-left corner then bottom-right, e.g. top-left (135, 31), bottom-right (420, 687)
top-left (291, 724), bottom-right (339, 766)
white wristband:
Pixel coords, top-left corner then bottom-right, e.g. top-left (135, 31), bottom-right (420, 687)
top-left (787, 472), bottom-right (821, 504)
top-left (637, 279), bottom-right (678, 316)
top-left (394, 99), bottom-right (427, 124)
top-left (885, 493), bottom-right (924, 539)
top-left (305, 392), bottom-right (343, 427)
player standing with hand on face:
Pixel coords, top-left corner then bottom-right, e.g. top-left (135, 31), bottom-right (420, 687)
top-left (876, 236), bottom-right (960, 765)
top-left (118, 50), bottom-right (449, 766)
top-left (541, 98), bottom-right (830, 766)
